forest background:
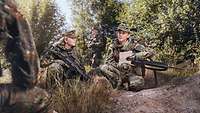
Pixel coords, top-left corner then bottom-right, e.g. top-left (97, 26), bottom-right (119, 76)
top-left (1, 0), bottom-right (200, 70)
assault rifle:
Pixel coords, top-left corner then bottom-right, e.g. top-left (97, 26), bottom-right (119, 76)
top-left (126, 56), bottom-right (184, 87)
top-left (48, 46), bottom-right (91, 81)
top-left (132, 59), bottom-right (184, 71)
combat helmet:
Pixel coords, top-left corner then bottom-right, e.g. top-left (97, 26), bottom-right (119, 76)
top-left (62, 29), bottom-right (76, 39)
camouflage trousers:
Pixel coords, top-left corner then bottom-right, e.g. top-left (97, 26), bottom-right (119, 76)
top-left (40, 60), bottom-right (79, 89)
top-left (100, 63), bottom-right (144, 90)
top-left (40, 61), bottom-right (66, 89)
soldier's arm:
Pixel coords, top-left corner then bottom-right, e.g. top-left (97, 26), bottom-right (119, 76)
top-left (133, 42), bottom-right (155, 59)
top-left (104, 43), bottom-right (119, 64)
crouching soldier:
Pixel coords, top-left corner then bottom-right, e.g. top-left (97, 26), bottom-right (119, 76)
top-left (40, 30), bottom-right (89, 88)
top-left (100, 23), bottom-right (154, 91)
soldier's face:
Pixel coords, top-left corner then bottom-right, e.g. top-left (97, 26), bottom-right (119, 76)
top-left (64, 36), bottom-right (77, 48)
top-left (117, 30), bottom-right (130, 44)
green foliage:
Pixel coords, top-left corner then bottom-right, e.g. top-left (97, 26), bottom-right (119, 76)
top-left (72, 0), bottom-right (200, 65)
top-left (72, 0), bottom-right (124, 58)
top-left (72, 0), bottom-right (123, 31)
top-left (16, 0), bottom-right (66, 56)
top-left (118, 0), bottom-right (200, 63)
top-left (31, 1), bottom-right (65, 55)
top-left (15, 0), bottom-right (48, 22)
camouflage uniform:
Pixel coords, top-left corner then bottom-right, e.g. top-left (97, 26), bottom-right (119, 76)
top-left (0, 1), bottom-right (47, 112)
top-left (40, 39), bottom-right (86, 88)
top-left (100, 24), bottom-right (154, 90)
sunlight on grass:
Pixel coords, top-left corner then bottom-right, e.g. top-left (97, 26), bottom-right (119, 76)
top-left (48, 77), bottom-right (113, 113)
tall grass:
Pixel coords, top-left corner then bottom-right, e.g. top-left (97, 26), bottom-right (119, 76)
top-left (49, 77), bottom-right (113, 113)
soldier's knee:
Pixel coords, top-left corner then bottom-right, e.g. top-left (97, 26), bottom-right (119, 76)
top-left (48, 63), bottom-right (63, 74)
top-left (100, 64), bottom-right (115, 77)
top-left (46, 63), bottom-right (64, 86)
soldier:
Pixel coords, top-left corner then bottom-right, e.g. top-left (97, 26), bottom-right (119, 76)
top-left (40, 30), bottom-right (88, 88)
top-left (86, 25), bottom-right (106, 68)
top-left (0, 0), bottom-right (48, 112)
top-left (100, 23), bottom-right (154, 91)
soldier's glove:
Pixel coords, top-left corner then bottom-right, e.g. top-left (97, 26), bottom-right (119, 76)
top-left (126, 55), bottom-right (136, 61)
top-left (144, 52), bottom-right (154, 59)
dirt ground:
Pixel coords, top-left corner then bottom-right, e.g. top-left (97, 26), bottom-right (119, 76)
top-left (111, 70), bottom-right (200, 113)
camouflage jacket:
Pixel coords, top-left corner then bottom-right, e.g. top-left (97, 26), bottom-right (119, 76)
top-left (40, 45), bottom-right (86, 77)
top-left (104, 37), bottom-right (154, 66)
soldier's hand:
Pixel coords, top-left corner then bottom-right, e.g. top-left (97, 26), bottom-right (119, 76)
top-left (126, 55), bottom-right (136, 61)
top-left (144, 52), bottom-right (154, 59)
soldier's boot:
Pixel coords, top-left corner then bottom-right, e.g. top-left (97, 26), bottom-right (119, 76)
top-left (0, 85), bottom-right (49, 113)
top-left (128, 75), bottom-right (144, 91)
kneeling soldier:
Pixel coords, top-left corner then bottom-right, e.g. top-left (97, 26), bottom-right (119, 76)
top-left (40, 30), bottom-right (88, 88)
top-left (100, 23), bottom-right (154, 91)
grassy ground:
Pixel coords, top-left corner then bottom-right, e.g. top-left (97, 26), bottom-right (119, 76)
top-left (48, 76), bottom-right (114, 113)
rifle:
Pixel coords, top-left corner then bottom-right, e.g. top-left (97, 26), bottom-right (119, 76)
top-left (132, 59), bottom-right (184, 71)
top-left (49, 47), bottom-right (90, 81)
top-left (127, 57), bottom-right (184, 87)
